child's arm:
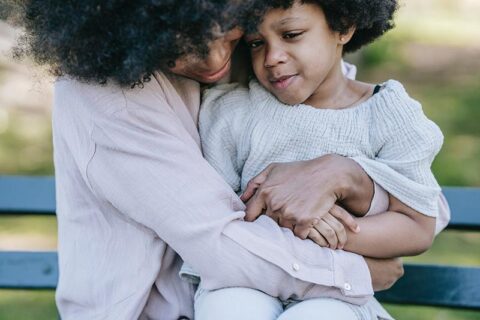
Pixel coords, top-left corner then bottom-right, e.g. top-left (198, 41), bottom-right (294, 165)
top-left (342, 194), bottom-right (436, 258)
top-left (341, 84), bottom-right (443, 257)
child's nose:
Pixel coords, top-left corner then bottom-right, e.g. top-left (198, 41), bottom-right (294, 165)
top-left (264, 44), bottom-right (288, 68)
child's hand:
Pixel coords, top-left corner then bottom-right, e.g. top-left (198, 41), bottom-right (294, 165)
top-left (307, 205), bottom-right (360, 249)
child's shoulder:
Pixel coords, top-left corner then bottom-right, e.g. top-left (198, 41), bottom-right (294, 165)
top-left (200, 82), bottom-right (254, 125)
top-left (202, 82), bottom-right (250, 109)
top-left (369, 79), bottom-right (442, 138)
top-left (203, 81), bottom-right (250, 101)
top-left (370, 79), bottom-right (425, 120)
top-left (374, 79), bottom-right (420, 109)
top-left (201, 79), bottom-right (274, 114)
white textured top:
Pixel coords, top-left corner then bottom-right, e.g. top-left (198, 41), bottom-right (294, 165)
top-left (199, 80), bottom-right (443, 217)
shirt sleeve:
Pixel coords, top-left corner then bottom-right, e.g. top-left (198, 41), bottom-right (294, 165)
top-left (85, 97), bottom-right (373, 304)
top-left (352, 84), bottom-right (443, 217)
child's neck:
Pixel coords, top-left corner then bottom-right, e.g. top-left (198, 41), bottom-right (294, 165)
top-left (303, 64), bottom-right (373, 110)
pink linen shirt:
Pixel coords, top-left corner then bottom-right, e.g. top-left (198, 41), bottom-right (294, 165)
top-left (52, 71), bottom-right (449, 320)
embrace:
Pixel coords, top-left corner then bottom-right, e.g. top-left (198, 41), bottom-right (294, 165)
top-left (17, 0), bottom-right (450, 319)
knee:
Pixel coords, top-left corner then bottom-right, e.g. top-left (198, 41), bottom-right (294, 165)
top-left (278, 298), bottom-right (358, 320)
top-left (195, 287), bottom-right (282, 320)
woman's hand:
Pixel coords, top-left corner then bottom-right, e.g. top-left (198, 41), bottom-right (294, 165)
top-left (364, 257), bottom-right (404, 291)
top-left (241, 154), bottom-right (371, 239)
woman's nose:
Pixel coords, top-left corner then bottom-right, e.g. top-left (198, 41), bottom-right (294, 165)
top-left (224, 27), bottom-right (244, 42)
top-left (208, 28), bottom-right (243, 66)
top-left (264, 44), bottom-right (288, 68)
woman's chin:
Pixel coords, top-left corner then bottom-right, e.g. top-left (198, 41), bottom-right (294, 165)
top-left (196, 74), bottom-right (227, 84)
top-left (195, 62), bottom-right (231, 83)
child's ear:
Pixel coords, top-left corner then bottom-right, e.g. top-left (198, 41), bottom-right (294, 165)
top-left (338, 26), bottom-right (356, 45)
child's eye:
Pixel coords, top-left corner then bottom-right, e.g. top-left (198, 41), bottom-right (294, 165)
top-left (247, 39), bottom-right (264, 49)
top-left (283, 31), bottom-right (304, 39)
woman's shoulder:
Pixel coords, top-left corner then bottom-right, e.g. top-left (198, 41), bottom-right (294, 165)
top-left (56, 71), bottom-right (197, 116)
top-left (55, 76), bottom-right (125, 104)
top-left (54, 77), bottom-right (129, 120)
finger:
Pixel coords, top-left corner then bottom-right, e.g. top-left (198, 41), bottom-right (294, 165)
top-left (278, 216), bottom-right (296, 231)
top-left (293, 222), bottom-right (312, 240)
top-left (307, 229), bottom-right (329, 247)
top-left (330, 205), bottom-right (360, 233)
top-left (323, 213), bottom-right (347, 249)
top-left (265, 207), bottom-right (280, 224)
top-left (313, 219), bottom-right (338, 249)
top-left (240, 165), bottom-right (274, 202)
top-left (245, 193), bottom-right (266, 222)
top-left (240, 180), bottom-right (260, 202)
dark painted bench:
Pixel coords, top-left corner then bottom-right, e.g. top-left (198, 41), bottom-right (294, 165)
top-left (1, 176), bottom-right (479, 311)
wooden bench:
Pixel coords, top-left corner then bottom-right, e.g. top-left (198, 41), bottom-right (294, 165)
top-left (1, 175), bottom-right (479, 312)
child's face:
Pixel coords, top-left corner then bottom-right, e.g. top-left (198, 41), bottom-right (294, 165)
top-left (245, 2), bottom-right (348, 105)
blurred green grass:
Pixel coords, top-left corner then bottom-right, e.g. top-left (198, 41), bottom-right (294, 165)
top-left (0, 290), bottom-right (57, 320)
top-left (351, 2), bottom-right (480, 318)
top-left (0, 110), bottom-right (53, 175)
top-left (1, 0), bottom-right (479, 319)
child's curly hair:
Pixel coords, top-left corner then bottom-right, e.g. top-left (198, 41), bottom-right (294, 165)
top-left (243, 0), bottom-right (398, 54)
top-left (12, 0), bottom-right (252, 87)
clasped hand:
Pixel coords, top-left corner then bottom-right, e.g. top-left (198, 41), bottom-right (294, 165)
top-left (240, 155), bottom-right (360, 249)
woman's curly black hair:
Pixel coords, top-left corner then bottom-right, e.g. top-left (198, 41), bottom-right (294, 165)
top-left (12, 0), bottom-right (252, 87)
top-left (243, 0), bottom-right (398, 54)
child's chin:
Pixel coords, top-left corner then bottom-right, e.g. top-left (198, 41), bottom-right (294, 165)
top-left (277, 95), bottom-right (304, 106)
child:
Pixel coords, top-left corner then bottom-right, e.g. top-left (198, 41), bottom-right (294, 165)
top-left (188, 1), bottom-right (446, 319)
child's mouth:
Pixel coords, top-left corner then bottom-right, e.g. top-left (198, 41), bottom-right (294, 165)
top-left (270, 74), bottom-right (297, 90)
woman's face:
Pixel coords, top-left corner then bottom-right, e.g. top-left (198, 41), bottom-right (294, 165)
top-left (169, 27), bottom-right (243, 83)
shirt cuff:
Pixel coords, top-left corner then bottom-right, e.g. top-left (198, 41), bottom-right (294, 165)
top-left (331, 249), bottom-right (373, 298)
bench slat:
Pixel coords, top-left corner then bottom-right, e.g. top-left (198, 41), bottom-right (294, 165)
top-left (0, 176), bottom-right (55, 215)
top-left (443, 187), bottom-right (480, 230)
top-left (0, 251), bottom-right (58, 289)
top-left (376, 264), bottom-right (480, 310)
top-left (1, 176), bottom-right (480, 312)
top-left (1, 176), bottom-right (480, 229)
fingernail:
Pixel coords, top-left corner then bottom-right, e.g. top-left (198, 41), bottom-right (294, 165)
top-left (355, 226), bottom-right (361, 233)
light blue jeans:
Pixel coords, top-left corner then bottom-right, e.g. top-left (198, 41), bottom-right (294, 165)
top-left (194, 287), bottom-right (393, 320)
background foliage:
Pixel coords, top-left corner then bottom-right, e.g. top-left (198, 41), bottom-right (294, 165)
top-left (0, 0), bottom-right (479, 319)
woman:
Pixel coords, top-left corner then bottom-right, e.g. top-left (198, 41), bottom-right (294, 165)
top-left (14, 1), bottom-right (444, 319)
